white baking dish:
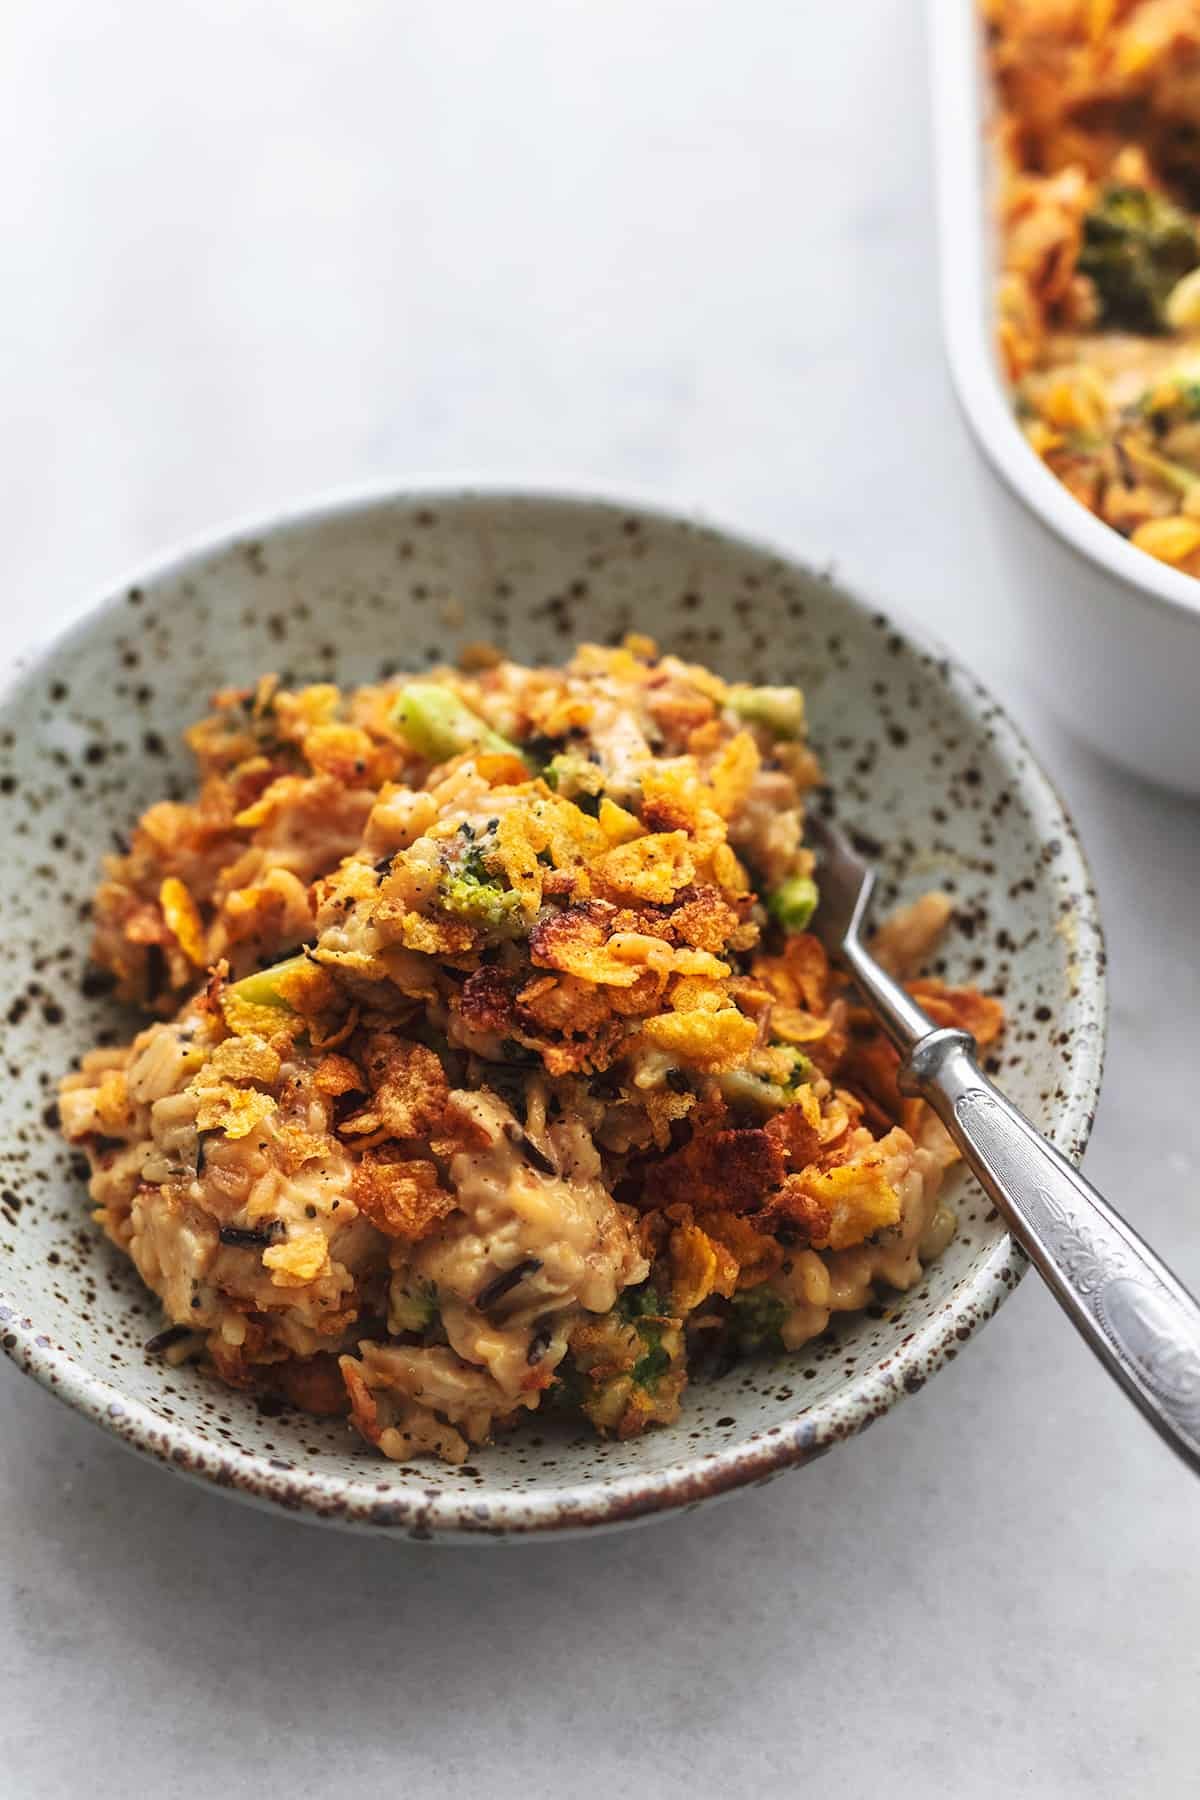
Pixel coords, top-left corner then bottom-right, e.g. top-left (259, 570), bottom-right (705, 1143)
top-left (928, 0), bottom-right (1200, 794)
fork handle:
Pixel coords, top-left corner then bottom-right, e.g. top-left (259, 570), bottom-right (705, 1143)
top-left (899, 1027), bottom-right (1200, 1476)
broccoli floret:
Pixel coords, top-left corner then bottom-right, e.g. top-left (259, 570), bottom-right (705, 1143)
top-left (1137, 374), bottom-right (1200, 432)
top-left (718, 1069), bottom-right (791, 1117)
top-left (631, 1336), bottom-right (672, 1388)
top-left (434, 825), bottom-right (526, 937)
top-left (774, 1047), bottom-right (816, 1104)
top-left (728, 684), bottom-right (805, 739)
top-left (460, 842), bottom-right (490, 881)
top-left (543, 751), bottom-right (605, 816)
top-left (224, 952), bottom-right (311, 1011)
top-left (614, 1284), bottom-right (672, 1391)
top-left (438, 871), bottom-right (525, 937)
top-left (728, 1286), bottom-right (787, 1353)
top-left (554, 1298), bottom-right (684, 1431)
top-left (718, 1049), bottom-right (814, 1119)
top-left (1117, 434), bottom-right (1199, 498)
top-left (390, 1280), bottom-right (439, 1335)
top-left (391, 682), bottom-right (528, 765)
top-left (618, 1296), bottom-right (676, 1389)
top-left (781, 1047), bottom-right (815, 1089)
top-left (767, 873), bottom-right (820, 932)
top-left (615, 1282), bottom-right (663, 1322)
top-left (1078, 184), bottom-right (1199, 334)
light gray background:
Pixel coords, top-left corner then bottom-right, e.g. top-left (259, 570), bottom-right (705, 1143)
top-left (3, 3), bottom-right (1197, 1795)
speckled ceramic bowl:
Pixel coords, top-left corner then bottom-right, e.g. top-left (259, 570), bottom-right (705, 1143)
top-left (0, 488), bottom-right (1106, 1539)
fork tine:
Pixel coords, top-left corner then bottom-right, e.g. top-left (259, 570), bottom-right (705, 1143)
top-left (804, 809), bottom-right (877, 953)
top-left (806, 811), bottom-right (938, 1050)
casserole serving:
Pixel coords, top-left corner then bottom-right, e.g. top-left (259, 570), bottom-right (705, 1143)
top-left (929, 0), bottom-right (1200, 793)
top-left (0, 487), bottom-right (1106, 1535)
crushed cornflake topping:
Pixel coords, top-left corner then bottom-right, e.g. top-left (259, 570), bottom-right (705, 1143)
top-left (60, 636), bottom-right (1003, 1464)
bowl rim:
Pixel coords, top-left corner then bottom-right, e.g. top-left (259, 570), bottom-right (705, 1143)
top-left (926, 0), bottom-right (1200, 630)
top-left (0, 480), bottom-right (1108, 1538)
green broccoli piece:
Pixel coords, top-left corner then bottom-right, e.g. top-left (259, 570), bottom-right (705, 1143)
top-left (631, 1310), bottom-right (672, 1391)
top-left (224, 952), bottom-right (312, 1011)
top-left (549, 1289), bottom-right (680, 1431)
top-left (767, 873), bottom-right (820, 933)
top-left (718, 1069), bottom-right (791, 1117)
top-left (1136, 375), bottom-right (1200, 432)
top-left (432, 822), bottom-right (526, 936)
top-left (543, 751), bottom-right (605, 814)
top-left (391, 683), bottom-right (527, 765)
top-left (631, 1336), bottom-right (672, 1389)
top-left (438, 872), bottom-right (525, 936)
top-left (1120, 436), bottom-right (1199, 498)
top-left (613, 1284), bottom-right (673, 1391)
top-left (719, 1048), bottom-right (815, 1119)
top-left (728, 1286), bottom-right (787, 1354)
top-left (1078, 184), bottom-right (1199, 334)
top-left (391, 1280), bottom-right (439, 1334)
top-left (728, 684), bottom-right (806, 740)
top-left (781, 1047), bottom-right (815, 1089)
top-left (458, 839), bottom-right (491, 882)
top-left (615, 1282), bottom-right (663, 1322)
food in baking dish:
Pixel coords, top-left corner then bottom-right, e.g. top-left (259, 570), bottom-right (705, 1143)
top-left (59, 640), bottom-right (1000, 1462)
top-left (987, 0), bottom-right (1200, 575)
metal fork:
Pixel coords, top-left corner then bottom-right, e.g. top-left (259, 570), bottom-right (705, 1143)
top-left (806, 811), bottom-right (1200, 1476)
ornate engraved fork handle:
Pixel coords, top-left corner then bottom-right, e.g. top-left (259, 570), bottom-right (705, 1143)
top-left (900, 1029), bottom-right (1200, 1474)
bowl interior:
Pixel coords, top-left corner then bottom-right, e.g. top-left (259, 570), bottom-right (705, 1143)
top-left (0, 491), bottom-right (1105, 1536)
